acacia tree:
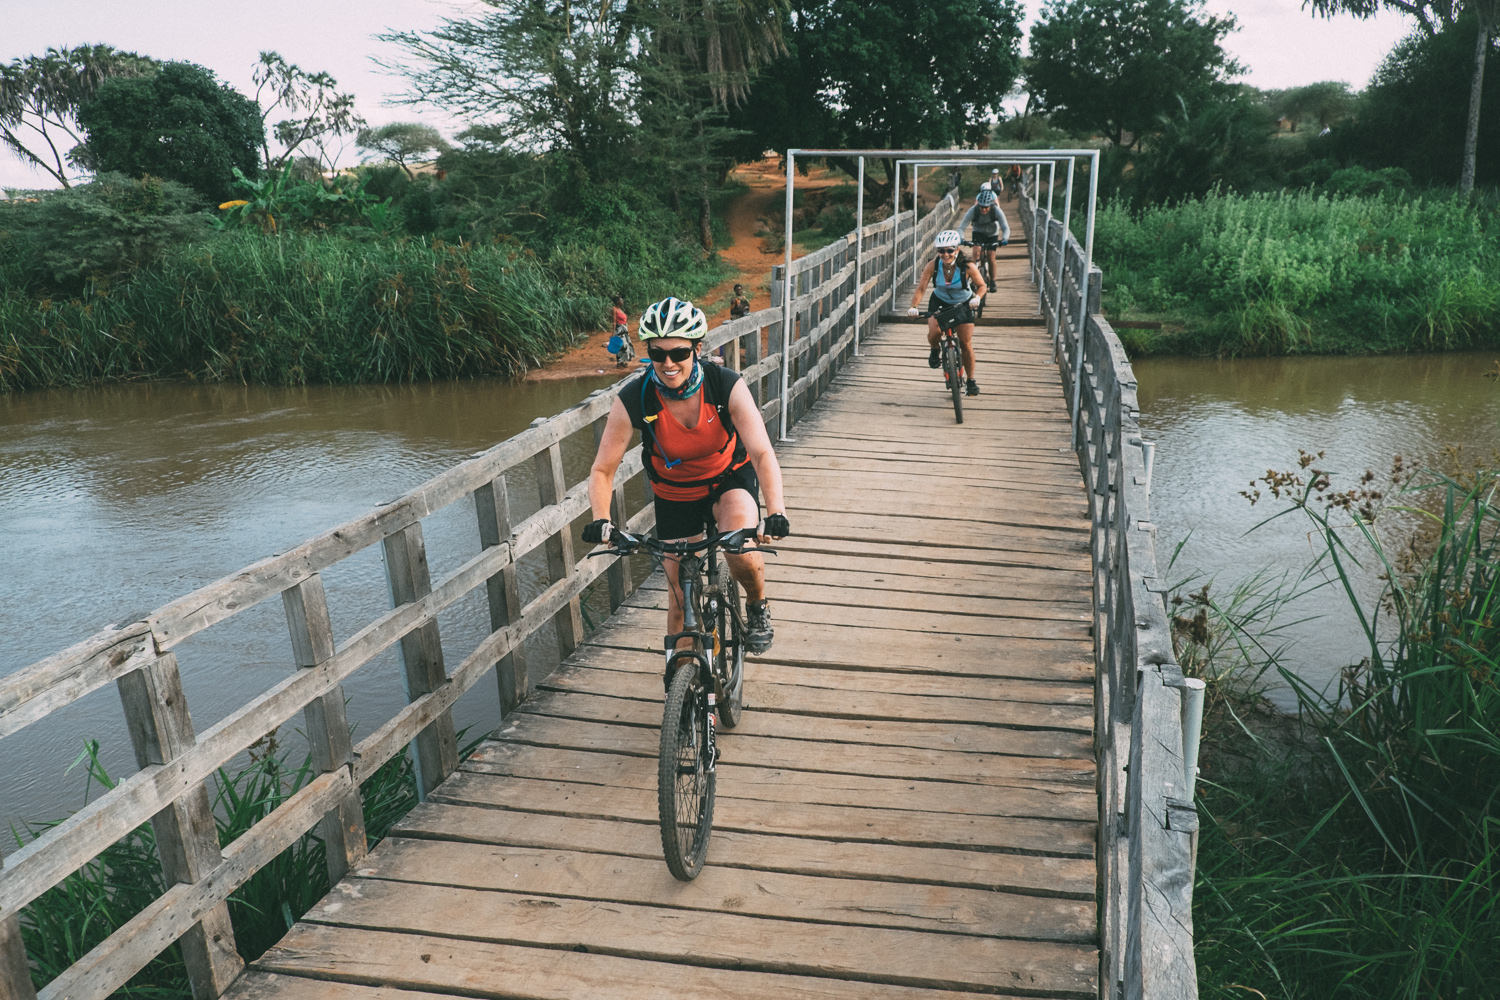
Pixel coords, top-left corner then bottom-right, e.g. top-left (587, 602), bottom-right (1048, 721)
top-left (1305, 0), bottom-right (1498, 196)
top-left (1274, 80), bottom-right (1356, 130)
top-left (0, 45), bottom-right (155, 187)
top-left (1026, 0), bottom-right (1240, 148)
top-left (357, 123), bottom-right (450, 178)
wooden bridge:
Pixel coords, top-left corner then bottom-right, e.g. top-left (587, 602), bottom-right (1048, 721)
top-left (0, 171), bottom-right (1199, 1000)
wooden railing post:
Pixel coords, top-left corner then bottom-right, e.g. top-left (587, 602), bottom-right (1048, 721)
top-left (115, 653), bottom-right (244, 1000)
top-left (0, 852), bottom-right (36, 1000)
top-left (382, 523), bottom-right (458, 798)
top-left (769, 265), bottom-right (786, 439)
top-left (474, 474), bottom-right (527, 716)
top-left (743, 318), bottom-right (763, 407)
top-left (282, 575), bottom-right (367, 882)
top-left (592, 417), bottom-right (632, 613)
top-left (534, 441), bottom-right (584, 657)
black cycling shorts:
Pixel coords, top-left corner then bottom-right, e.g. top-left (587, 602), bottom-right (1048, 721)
top-left (926, 296), bottom-right (974, 323)
top-left (972, 234), bottom-right (1002, 249)
top-left (654, 461), bottom-right (760, 540)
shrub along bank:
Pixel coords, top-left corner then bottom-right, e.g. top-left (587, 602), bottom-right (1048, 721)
top-left (1179, 462), bottom-right (1500, 997)
top-left (1091, 189), bottom-right (1500, 357)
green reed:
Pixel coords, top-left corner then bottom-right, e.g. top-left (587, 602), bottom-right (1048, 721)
top-left (0, 232), bottom-right (600, 391)
top-left (12, 725), bottom-right (463, 997)
top-left (1092, 189), bottom-right (1500, 356)
top-left (1180, 461), bottom-right (1500, 997)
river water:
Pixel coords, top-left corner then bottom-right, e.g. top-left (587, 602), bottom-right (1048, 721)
top-left (5, 351), bottom-right (1497, 840)
top-left (1135, 351), bottom-right (1500, 708)
top-left (0, 376), bottom-right (618, 847)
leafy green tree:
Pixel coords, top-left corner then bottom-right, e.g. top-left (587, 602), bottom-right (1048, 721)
top-left (725, 0), bottom-right (1023, 201)
top-left (1333, 13), bottom-right (1499, 186)
top-left (76, 62), bottom-right (263, 200)
top-left (1026, 0), bottom-right (1240, 148)
top-left (1306, 0), bottom-right (1497, 196)
top-left (1130, 92), bottom-right (1277, 202)
top-left (251, 52), bottom-right (365, 176)
top-left (1273, 80), bottom-right (1356, 130)
top-left (357, 123), bottom-right (450, 178)
top-left (0, 46), bottom-right (156, 187)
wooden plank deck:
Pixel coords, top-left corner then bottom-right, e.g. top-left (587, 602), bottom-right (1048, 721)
top-left (230, 203), bottom-right (1098, 1000)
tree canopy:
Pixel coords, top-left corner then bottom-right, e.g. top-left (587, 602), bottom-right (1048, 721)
top-left (1026, 0), bottom-right (1240, 147)
top-left (76, 62), bottom-right (263, 200)
top-left (357, 122), bottom-right (449, 177)
top-left (0, 45), bottom-right (156, 187)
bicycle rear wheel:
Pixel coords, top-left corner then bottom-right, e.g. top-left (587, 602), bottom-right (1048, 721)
top-left (658, 663), bottom-right (715, 880)
top-left (944, 342), bottom-right (964, 424)
top-left (714, 569), bottom-right (746, 729)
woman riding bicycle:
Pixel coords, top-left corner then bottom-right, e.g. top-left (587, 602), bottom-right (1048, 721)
top-left (958, 189), bottom-right (1009, 292)
top-left (908, 230), bottom-right (988, 396)
top-left (584, 297), bottom-right (789, 660)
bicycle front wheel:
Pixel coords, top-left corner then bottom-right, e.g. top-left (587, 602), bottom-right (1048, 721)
top-left (944, 342), bottom-right (964, 424)
top-left (659, 663), bottom-right (715, 880)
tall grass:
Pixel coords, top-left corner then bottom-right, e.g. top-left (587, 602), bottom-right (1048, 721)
top-left (1092, 190), bottom-right (1500, 356)
top-left (1180, 459), bottom-right (1500, 997)
top-left (0, 232), bottom-right (602, 391)
top-left (12, 727), bottom-right (457, 998)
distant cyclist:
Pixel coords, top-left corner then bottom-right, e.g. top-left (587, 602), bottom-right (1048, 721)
top-left (907, 230), bottom-right (987, 397)
top-left (584, 297), bottom-right (790, 660)
top-left (958, 189), bottom-right (1009, 290)
top-left (1006, 164), bottom-right (1023, 201)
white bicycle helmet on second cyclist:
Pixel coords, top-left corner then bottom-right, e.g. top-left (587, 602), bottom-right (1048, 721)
top-left (638, 296), bottom-right (708, 341)
top-left (934, 230), bottom-right (962, 250)
top-left (976, 188), bottom-right (997, 207)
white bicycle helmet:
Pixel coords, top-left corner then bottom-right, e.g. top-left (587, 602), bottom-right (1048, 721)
top-left (934, 230), bottom-right (962, 250)
top-left (976, 189), bottom-right (997, 207)
top-left (638, 296), bottom-right (708, 341)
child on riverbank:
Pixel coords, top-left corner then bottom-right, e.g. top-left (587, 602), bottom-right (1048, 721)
top-left (606, 295), bottom-right (634, 367)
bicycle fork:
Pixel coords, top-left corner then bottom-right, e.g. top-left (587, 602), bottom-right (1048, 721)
top-left (665, 556), bottom-right (718, 773)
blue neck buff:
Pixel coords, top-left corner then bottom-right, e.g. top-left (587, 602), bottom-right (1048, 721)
top-left (651, 358), bottom-right (702, 400)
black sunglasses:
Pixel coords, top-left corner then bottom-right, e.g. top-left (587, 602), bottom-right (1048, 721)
top-left (937, 247), bottom-right (958, 255)
top-left (647, 345), bottom-right (696, 363)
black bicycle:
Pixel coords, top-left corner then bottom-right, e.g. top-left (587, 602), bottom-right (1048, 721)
top-left (932, 301), bottom-right (968, 424)
top-left (589, 523), bottom-right (766, 880)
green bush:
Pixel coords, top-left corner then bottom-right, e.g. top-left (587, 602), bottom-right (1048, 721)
top-left (0, 174), bottom-right (210, 290)
top-left (0, 231), bottom-right (598, 389)
top-left (76, 62), bottom-right (263, 201)
top-left (1092, 189), bottom-right (1500, 355)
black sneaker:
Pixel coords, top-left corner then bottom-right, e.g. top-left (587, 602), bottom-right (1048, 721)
top-left (745, 600), bottom-right (773, 654)
top-left (966, 379), bottom-right (980, 396)
top-left (928, 347), bottom-right (940, 368)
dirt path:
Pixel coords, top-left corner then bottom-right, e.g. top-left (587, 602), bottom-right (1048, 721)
top-left (527, 159), bottom-right (851, 382)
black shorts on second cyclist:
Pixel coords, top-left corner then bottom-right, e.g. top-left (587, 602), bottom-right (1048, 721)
top-left (926, 296), bottom-right (974, 323)
top-left (972, 235), bottom-right (1001, 251)
top-left (654, 461), bottom-right (760, 540)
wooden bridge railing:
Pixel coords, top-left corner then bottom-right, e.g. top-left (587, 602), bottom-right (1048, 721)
top-left (1020, 180), bottom-right (1201, 999)
top-left (0, 188), bottom-right (956, 1000)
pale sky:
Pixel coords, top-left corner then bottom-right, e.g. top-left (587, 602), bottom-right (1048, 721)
top-left (1, 0), bottom-right (1415, 190)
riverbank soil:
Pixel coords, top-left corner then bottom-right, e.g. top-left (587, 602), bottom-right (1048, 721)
top-left (527, 159), bottom-right (852, 382)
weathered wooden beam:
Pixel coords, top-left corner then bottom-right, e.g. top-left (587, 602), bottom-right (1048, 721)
top-left (115, 653), bottom-right (244, 999)
top-left (474, 474), bottom-right (527, 717)
top-left (534, 442), bottom-right (584, 659)
top-left (282, 575), bottom-right (367, 882)
top-left (0, 624), bottom-right (155, 739)
top-left (0, 852), bottom-right (36, 1000)
top-left (382, 522), bottom-right (458, 799)
top-left (592, 417), bottom-right (632, 615)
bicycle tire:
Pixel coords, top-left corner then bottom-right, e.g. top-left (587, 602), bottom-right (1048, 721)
top-left (715, 568), bottom-right (746, 729)
top-left (944, 342), bottom-right (964, 424)
top-left (658, 663), bottom-right (714, 880)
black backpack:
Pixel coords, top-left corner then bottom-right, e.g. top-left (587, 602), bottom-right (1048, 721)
top-left (621, 360), bottom-right (746, 489)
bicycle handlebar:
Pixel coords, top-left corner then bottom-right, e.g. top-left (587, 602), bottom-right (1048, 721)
top-left (587, 526), bottom-right (775, 559)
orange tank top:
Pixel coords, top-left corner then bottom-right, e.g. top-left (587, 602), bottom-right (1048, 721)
top-left (648, 388), bottom-right (746, 501)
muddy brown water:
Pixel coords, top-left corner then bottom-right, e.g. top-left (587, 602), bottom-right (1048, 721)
top-left (0, 376), bottom-right (623, 846)
top-left (1135, 351), bottom-right (1500, 708)
top-left (4, 351), bottom-right (1497, 840)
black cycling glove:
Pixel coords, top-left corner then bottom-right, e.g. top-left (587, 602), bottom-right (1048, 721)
top-left (762, 513), bottom-right (790, 539)
top-left (582, 518), bottom-right (612, 544)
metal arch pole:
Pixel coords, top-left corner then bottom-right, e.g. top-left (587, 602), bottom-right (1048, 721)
top-left (780, 149), bottom-right (796, 442)
top-left (1070, 150), bottom-right (1101, 445)
top-left (1037, 160), bottom-right (1056, 315)
top-left (855, 156), bottom-right (865, 355)
top-left (910, 164), bottom-right (920, 286)
top-left (1051, 157), bottom-right (1075, 363)
top-left (891, 160), bottom-right (900, 302)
